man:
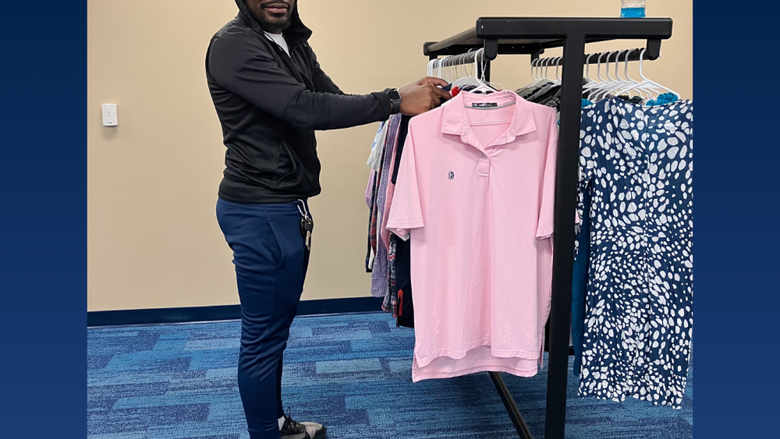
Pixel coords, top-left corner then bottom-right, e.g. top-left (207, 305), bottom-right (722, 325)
top-left (205, 1), bottom-right (449, 438)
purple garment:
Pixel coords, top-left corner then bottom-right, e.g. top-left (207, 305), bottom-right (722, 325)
top-left (370, 114), bottom-right (402, 298)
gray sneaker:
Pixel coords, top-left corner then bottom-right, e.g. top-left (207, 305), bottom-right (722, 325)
top-left (280, 414), bottom-right (327, 439)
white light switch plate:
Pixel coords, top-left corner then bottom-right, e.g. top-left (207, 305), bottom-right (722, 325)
top-left (102, 104), bottom-right (118, 127)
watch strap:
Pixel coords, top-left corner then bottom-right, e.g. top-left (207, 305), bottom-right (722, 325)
top-left (386, 88), bottom-right (401, 115)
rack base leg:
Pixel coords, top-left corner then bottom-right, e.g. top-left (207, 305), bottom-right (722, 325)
top-left (489, 372), bottom-right (535, 439)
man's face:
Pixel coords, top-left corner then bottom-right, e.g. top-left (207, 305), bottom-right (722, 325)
top-left (246, 0), bottom-right (296, 33)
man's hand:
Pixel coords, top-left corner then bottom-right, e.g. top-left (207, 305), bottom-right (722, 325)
top-left (398, 77), bottom-right (451, 116)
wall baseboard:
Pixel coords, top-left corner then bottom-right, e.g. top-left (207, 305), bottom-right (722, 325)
top-left (87, 297), bottom-right (385, 327)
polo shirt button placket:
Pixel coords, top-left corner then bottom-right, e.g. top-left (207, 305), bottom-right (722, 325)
top-left (478, 155), bottom-right (490, 178)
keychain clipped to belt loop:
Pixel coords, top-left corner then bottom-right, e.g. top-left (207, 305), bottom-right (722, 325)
top-left (297, 199), bottom-right (313, 251)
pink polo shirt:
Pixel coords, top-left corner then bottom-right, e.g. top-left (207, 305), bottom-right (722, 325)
top-left (386, 91), bottom-right (558, 382)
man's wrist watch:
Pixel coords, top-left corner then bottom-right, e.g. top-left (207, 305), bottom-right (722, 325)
top-left (387, 88), bottom-right (401, 114)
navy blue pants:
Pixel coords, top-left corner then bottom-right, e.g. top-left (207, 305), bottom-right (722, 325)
top-left (216, 198), bottom-right (311, 439)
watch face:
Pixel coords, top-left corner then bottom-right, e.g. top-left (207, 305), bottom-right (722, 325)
top-left (389, 89), bottom-right (401, 100)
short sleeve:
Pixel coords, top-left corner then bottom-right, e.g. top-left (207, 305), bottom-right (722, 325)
top-left (536, 112), bottom-right (559, 239)
top-left (386, 124), bottom-right (423, 241)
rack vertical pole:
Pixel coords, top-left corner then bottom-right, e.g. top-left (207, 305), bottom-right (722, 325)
top-left (544, 33), bottom-right (586, 439)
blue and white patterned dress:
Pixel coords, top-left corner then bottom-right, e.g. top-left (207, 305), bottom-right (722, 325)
top-left (576, 98), bottom-right (693, 408)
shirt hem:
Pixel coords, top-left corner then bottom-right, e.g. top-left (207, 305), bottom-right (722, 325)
top-left (385, 219), bottom-right (424, 229)
top-left (415, 341), bottom-right (542, 368)
top-left (412, 364), bottom-right (539, 382)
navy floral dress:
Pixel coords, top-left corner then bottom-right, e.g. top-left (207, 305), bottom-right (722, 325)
top-left (576, 98), bottom-right (693, 408)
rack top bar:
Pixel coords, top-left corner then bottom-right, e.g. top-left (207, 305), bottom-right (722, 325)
top-left (424, 17), bottom-right (673, 57)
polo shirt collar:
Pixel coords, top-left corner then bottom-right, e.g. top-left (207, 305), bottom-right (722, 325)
top-left (441, 90), bottom-right (537, 146)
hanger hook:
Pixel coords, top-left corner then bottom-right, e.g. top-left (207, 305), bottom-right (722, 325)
top-left (604, 50), bottom-right (618, 81)
top-left (534, 58), bottom-right (544, 81)
top-left (624, 48), bottom-right (635, 82)
top-left (470, 49), bottom-right (475, 78)
top-left (458, 52), bottom-right (464, 80)
top-left (460, 51), bottom-right (467, 79)
top-left (638, 47), bottom-right (647, 79)
top-left (585, 52), bottom-right (596, 81)
top-left (474, 48), bottom-right (485, 82)
top-left (615, 49), bottom-right (628, 81)
top-left (596, 52), bottom-right (606, 81)
top-left (480, 48), bottom-right (488, 82)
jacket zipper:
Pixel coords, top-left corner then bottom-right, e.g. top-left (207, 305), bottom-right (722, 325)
top-left (262, 34), bottom-right (314, 90)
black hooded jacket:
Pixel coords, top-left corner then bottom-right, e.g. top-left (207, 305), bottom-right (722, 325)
top-left (206, 0), bottom-right (393, 204)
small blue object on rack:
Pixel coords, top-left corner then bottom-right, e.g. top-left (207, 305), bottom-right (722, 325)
top-left (621, 8), bottom-right (646, 18)
top-left (621, 0), bottom-right (647, 18)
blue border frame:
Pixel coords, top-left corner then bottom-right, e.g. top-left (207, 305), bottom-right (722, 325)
top-left (87, 297), bottom-right (385, 327)
top-left (4, 0), bottom-right (87, 436)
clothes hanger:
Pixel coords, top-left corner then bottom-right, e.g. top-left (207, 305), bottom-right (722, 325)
top-left (593, 51), bottom-right (615, 101)
top-left (544, 57), bottom-right (556, 83)
top-left (617, 48), bottom-right (678, 99)
top-left (445, 56), bottom-right (451, 81)
top-left (452, 50), bottom-right (482, 89)
top-left (463, 48), bottom-right (505, 94)
top-left (619, 49), bottom-right (640, 98)
top-left (550, 56), bottom-right (563, 87)
top-left (615, 48), bottom-right (659, 98)
top-left (462, 53), bottom-right (472, 81)
top-left (581, 52), bottom-right (601, 99)
top-left (437, 52), bottom-right (475, 107)
top-left (530, 57), bottom-right (543, 81)
top-left (515, 57), bottom-right (540, 96)
top-left (525, 57), bottom-right (552, 96)
top-left (469, 49), bottom-right (496, 94)
top-left (601, 49), bottom-right (632, 98)
top-left (448, 54), bottom-right (458, 83)
top-left (620, 49), bottom-right (651, 99)
top-left (592, 50), bottom-right (620, 101)
top-left (535, 57), bottom-right (548, 82)
top-left (520, 57), bottom-right (547, 92)
top-left (637, 48), bottom-right (670, 98)
top-left (526, 56), bottom-right (559, 100)
top-left (583, 52), bottom-right (607, 100)
top-left (533, 57), bottom-right (547, 82)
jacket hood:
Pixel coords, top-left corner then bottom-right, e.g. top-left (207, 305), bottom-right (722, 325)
top-left (235, 0), bottom-right (313, 40)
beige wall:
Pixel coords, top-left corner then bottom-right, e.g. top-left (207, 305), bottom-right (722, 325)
top-left (88, 0), bottom-right (692, 311)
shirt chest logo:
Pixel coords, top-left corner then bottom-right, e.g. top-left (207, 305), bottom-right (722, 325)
top-left (448, 171), bottom-right (455, 180)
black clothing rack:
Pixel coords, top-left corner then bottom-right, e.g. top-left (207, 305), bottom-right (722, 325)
top-left (423, 17), bottom-right (673, 439)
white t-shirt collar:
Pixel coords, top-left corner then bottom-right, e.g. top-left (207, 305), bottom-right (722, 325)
top-left (264, 31), bottom-right (290, 56)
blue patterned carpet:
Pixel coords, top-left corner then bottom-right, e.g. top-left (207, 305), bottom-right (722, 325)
top-left (88, 313), bottom-right (692, 439)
